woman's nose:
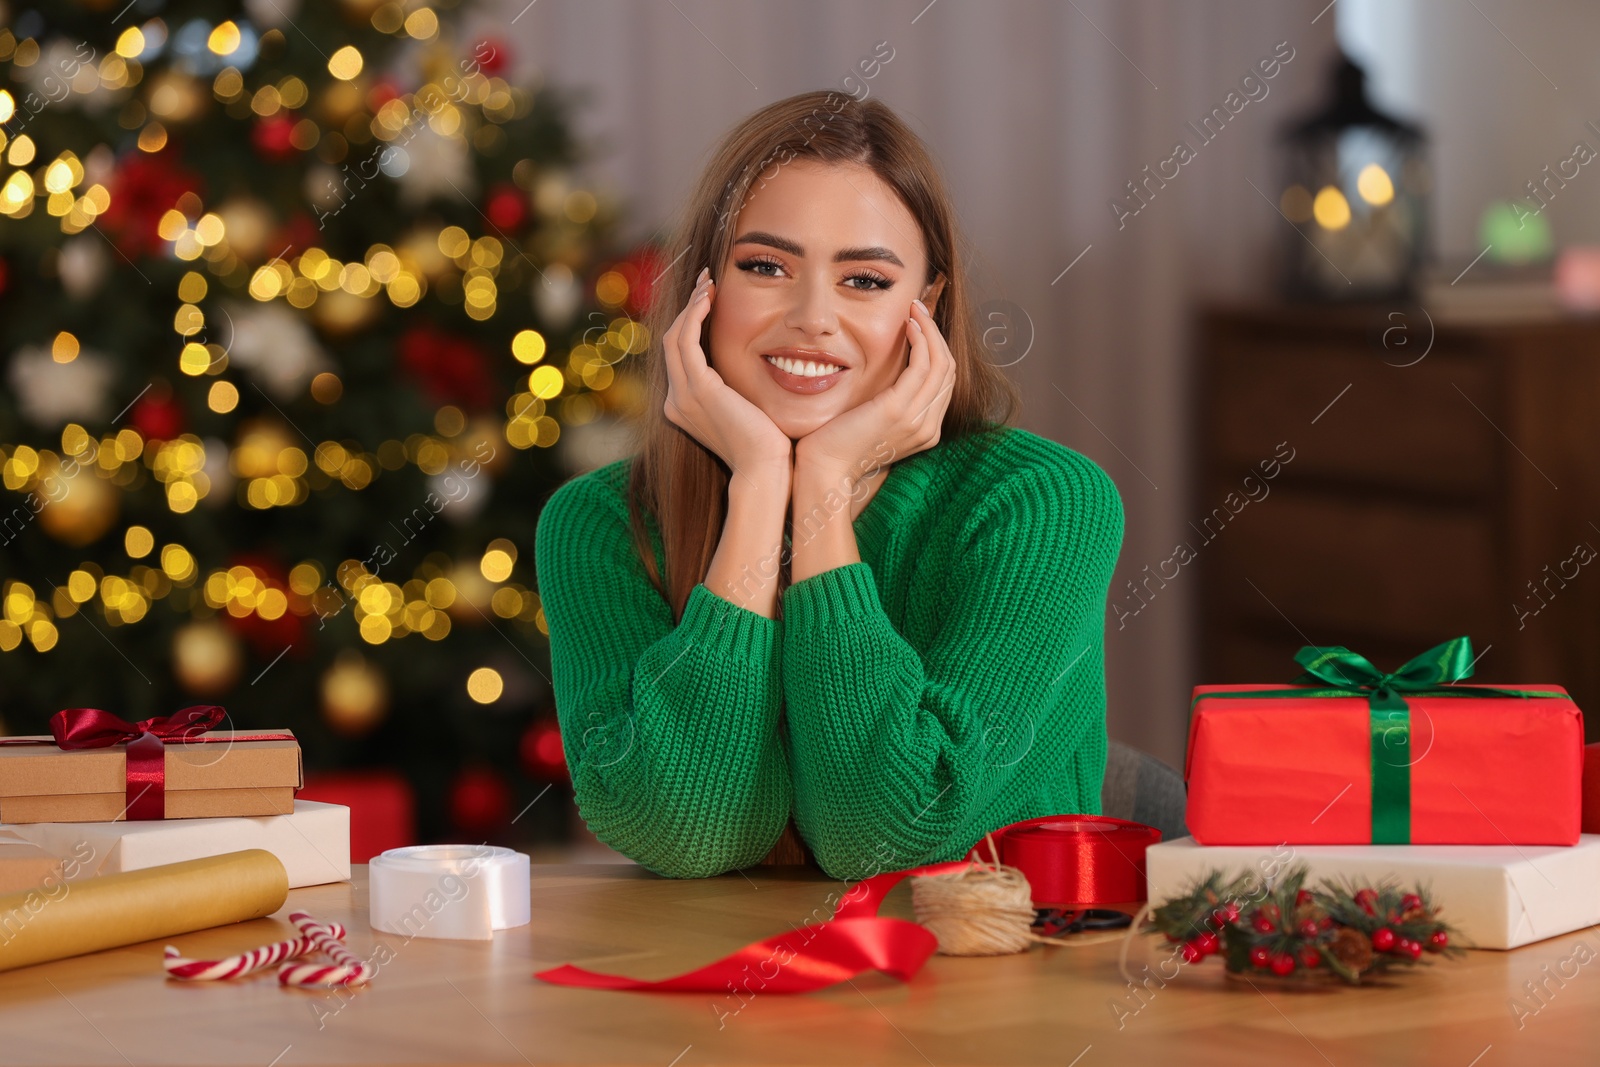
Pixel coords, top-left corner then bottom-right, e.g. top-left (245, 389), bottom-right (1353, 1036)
top-left (783, 273), bottom-right (838, 333)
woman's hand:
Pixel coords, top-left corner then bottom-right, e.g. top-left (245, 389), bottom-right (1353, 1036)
top-left (794, 297), bottom-right (955, 485)
top-left (662, 266), bottom-right (793, 480)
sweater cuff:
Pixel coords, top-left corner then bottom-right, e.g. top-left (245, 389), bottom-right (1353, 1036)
top-left (782, 562), bottom-right (881, 628)
top-left (681, 583), bottom-right (781, 660)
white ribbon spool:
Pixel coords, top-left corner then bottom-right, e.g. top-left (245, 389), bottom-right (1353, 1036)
top-left (368, 844), bottom-right (530, 941)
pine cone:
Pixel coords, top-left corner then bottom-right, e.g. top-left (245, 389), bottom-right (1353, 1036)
top-left (1326, 927), bottom-right (1374, 972)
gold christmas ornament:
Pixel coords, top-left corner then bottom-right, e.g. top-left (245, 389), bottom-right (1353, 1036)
top-left (172, 619), bottom-right (244, 696)
top-left (37, 471), bottom-right (119, 547)
top-left (320, 650), bottom-right (388, 737)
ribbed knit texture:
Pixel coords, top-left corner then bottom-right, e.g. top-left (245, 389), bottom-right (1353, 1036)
top-left (533, 426), bottom-right (1125, 880)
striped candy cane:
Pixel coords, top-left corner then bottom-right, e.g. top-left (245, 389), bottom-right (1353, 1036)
top-left (163, 922), bottom-right (348, 981)
top-left (278, 911), bottom-right (375, 987)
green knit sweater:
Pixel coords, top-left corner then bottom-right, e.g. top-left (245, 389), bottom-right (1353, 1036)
top-left (533, 425), bottom-right (1125, 881)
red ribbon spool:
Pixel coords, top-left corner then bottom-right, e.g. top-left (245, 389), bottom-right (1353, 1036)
top-left (966, 814), bottom-right (1161, 909)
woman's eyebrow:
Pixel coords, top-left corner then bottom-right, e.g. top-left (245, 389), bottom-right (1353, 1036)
top-left (733, 230), bottom-right (905, 268)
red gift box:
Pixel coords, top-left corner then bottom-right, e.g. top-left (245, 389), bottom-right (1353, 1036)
top-left (1184, 641), bottom-right (1584, 846)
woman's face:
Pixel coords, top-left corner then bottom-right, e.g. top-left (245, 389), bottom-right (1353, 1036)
top-left (708, 159), bottom-right (935, 441)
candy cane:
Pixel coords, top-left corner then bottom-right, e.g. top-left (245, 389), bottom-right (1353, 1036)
top-left (278, 911), bottom-right (375, 987)
top-left (163, 922), bottom-right (347, 981)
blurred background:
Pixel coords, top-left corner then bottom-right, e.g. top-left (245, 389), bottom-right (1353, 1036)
top-left (2, 0), bottom-right (1597, 862)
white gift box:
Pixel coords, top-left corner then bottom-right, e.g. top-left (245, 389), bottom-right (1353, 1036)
top-left (0, 799), bottom-right (350, 889)
top-left (1146, 835), bottom-right (1600, 950)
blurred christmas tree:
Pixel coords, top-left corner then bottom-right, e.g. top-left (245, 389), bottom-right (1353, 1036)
top-left (0, 0), bottom-right (661, 847)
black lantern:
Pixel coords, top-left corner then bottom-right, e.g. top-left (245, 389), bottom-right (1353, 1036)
top-left (1277, 53), bottom-right (1429, 301)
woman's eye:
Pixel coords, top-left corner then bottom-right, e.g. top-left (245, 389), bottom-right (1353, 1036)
top-left (737, 257), bottom-right (784, 278)
top-left (844, 272), bottom-right (893, 292)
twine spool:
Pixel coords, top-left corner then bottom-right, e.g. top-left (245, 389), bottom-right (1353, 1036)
top-left (909, 834), bottom-right (1131, 956)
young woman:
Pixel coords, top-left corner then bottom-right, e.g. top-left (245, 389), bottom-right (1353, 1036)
top-left (534, 90), bottom-right (1125, 881)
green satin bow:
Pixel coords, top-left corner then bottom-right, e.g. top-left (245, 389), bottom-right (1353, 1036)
top-left (1191, 636), bottom-right (1568, 844)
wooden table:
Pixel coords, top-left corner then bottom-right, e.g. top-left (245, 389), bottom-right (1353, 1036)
top-left (3, 863), bottom-right (1595, 1065)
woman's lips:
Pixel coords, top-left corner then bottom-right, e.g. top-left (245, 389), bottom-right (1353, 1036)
top-left (761, 354), bottom-right (847, 394)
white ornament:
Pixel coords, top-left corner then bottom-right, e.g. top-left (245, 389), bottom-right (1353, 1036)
top-left (218, 300), bottom-right (333, 401)
top-left (7, 345), bottom-right (116, 426)
top-left (394, 125), bottom-right (476, 209)
top-left (532, 262), bottom-right (582, 331)
top-left (57, 236), bottom-right (110, 300)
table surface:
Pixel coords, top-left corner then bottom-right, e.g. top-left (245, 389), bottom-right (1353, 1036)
top-left (3, 862), bottom-right (1595, 1066)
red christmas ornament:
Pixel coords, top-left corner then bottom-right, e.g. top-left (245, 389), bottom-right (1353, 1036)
top-left (368, 78), bottom-right (402, 110)
top-left (471, 36), bottom-right (511, 77)
top-left (267, 211), bottom-right (321, 261)
top-left (485, 183), bottom-right (528, 232)
top-left (1180, 940), bottom-right (1203, 964)
top-left (1269, 953), bottom-right (1296, 976)
top-left (519, 717), bottom-right (568, 780)
top-left (1354, 888), bottom-right (1379, 915)
top-left (128, 390), bottom-right (185, 441)
top-left (1194, 932), bottom-right (1220, 957)
top-left (1252, 915), bottom-right (1275, 934)
top-left (1248, 946), bottom-right (1271, 968)
top-left (252, 114), bottom-right (299, 163)
top-left (1298, 920), bottom-right (1319, 938)
top-left (1400, 893), bottom-right (1423, 912)
top-left (1299, 946), bottom-right (1322, 968)
top-left (221, 555), bottom-right (304, 659)
top-left (1212, 902), bottom-right (1240, 926)
top-left (1371, 927), bottom-right (1397, 952)
top-left (1295, 889), bottom-right (1312, 906)
top-left (449, 765), bottom-right (512, 831)
top-left (100, 147), bottom-right (205, 259)
top-left (616, 244), bottom-right (671, 318)
top-left (1428, 930), bottom-right (1449, 950)
top-left (1400, 939), bottom-right (1423, 961)
top-left (399, 324), bottom-right (495, 410)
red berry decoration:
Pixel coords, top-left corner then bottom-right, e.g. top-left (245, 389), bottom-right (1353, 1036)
top-left (1249, 946), bottom-right (1271, 968)
top-left (1354, 888), bottom-right (1378, 914)
top-left (1400, 893), bottom-right (1423, 912)
top-left (1299, 920), bottom-right (1319, 938)
top-left (1300, 946), bottom-right (1322, 968)
top-left (1195, 932), bottom-right (1220, 957)
top-left (1401, 939), bottom-right (1423, 961)
top-left (1296, 889), bottom-right (1313, 906)
top-left (1212, 902), bottom-right (1240, 926)
top-left (1252, 915), bottom-right (1276, 933)
top-left (1371, 928), bottom-right (1397, 952)
top-left (1269, 953), bottom-right (1296, 976)
top-left (1428, 930), bottom-right (1449, 950)
top-left (1180, 940), bottom-right (1204, 964)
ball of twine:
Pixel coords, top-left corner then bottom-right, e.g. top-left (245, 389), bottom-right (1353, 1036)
top-left (909, 835), bottom-right (1132, 956)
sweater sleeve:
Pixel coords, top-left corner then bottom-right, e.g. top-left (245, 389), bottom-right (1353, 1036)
top-left (780, 456), bottom-right (1125, 880)
top-left (533, 473), bottom-right (792, 878)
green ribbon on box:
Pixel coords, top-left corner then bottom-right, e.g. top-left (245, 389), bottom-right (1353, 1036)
top-left (1189, 636), bottom-right (1569, 844)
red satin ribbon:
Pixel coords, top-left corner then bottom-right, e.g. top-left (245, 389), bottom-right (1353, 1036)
top-left (534, 815), bottom-right (1161, 993)
top-left (0, 706), bottom-right (293, 821)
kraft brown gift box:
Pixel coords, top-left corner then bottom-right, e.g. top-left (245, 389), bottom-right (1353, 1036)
top-left (0, 730), bottom-right (302, 823)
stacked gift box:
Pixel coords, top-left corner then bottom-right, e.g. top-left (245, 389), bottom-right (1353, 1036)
top-left (1149, 637), bottom-right (1600, 950)
top-left (0, 705), bottom-right (349, 895)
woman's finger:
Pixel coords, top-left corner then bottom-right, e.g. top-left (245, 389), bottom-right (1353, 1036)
top-left (903, 301), bottom-right (950, 431)
top-left (663, 274), bottom-right (710, 429)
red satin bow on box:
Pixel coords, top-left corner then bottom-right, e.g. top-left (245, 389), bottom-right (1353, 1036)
top-left (0, 705), bottom-right (291, 821)
top-left (535, 813), bottom-right (1160, 993)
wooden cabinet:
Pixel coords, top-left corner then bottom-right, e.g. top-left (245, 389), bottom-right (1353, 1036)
top-left (1195, 302), bottom-right (1600, 734)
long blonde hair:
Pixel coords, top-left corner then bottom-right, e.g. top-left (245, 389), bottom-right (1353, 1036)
top-left (626, 89), bottom-right (1020, 621)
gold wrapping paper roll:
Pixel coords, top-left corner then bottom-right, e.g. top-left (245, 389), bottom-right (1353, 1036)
top-left (0, 848), bottom-right (288, 973)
